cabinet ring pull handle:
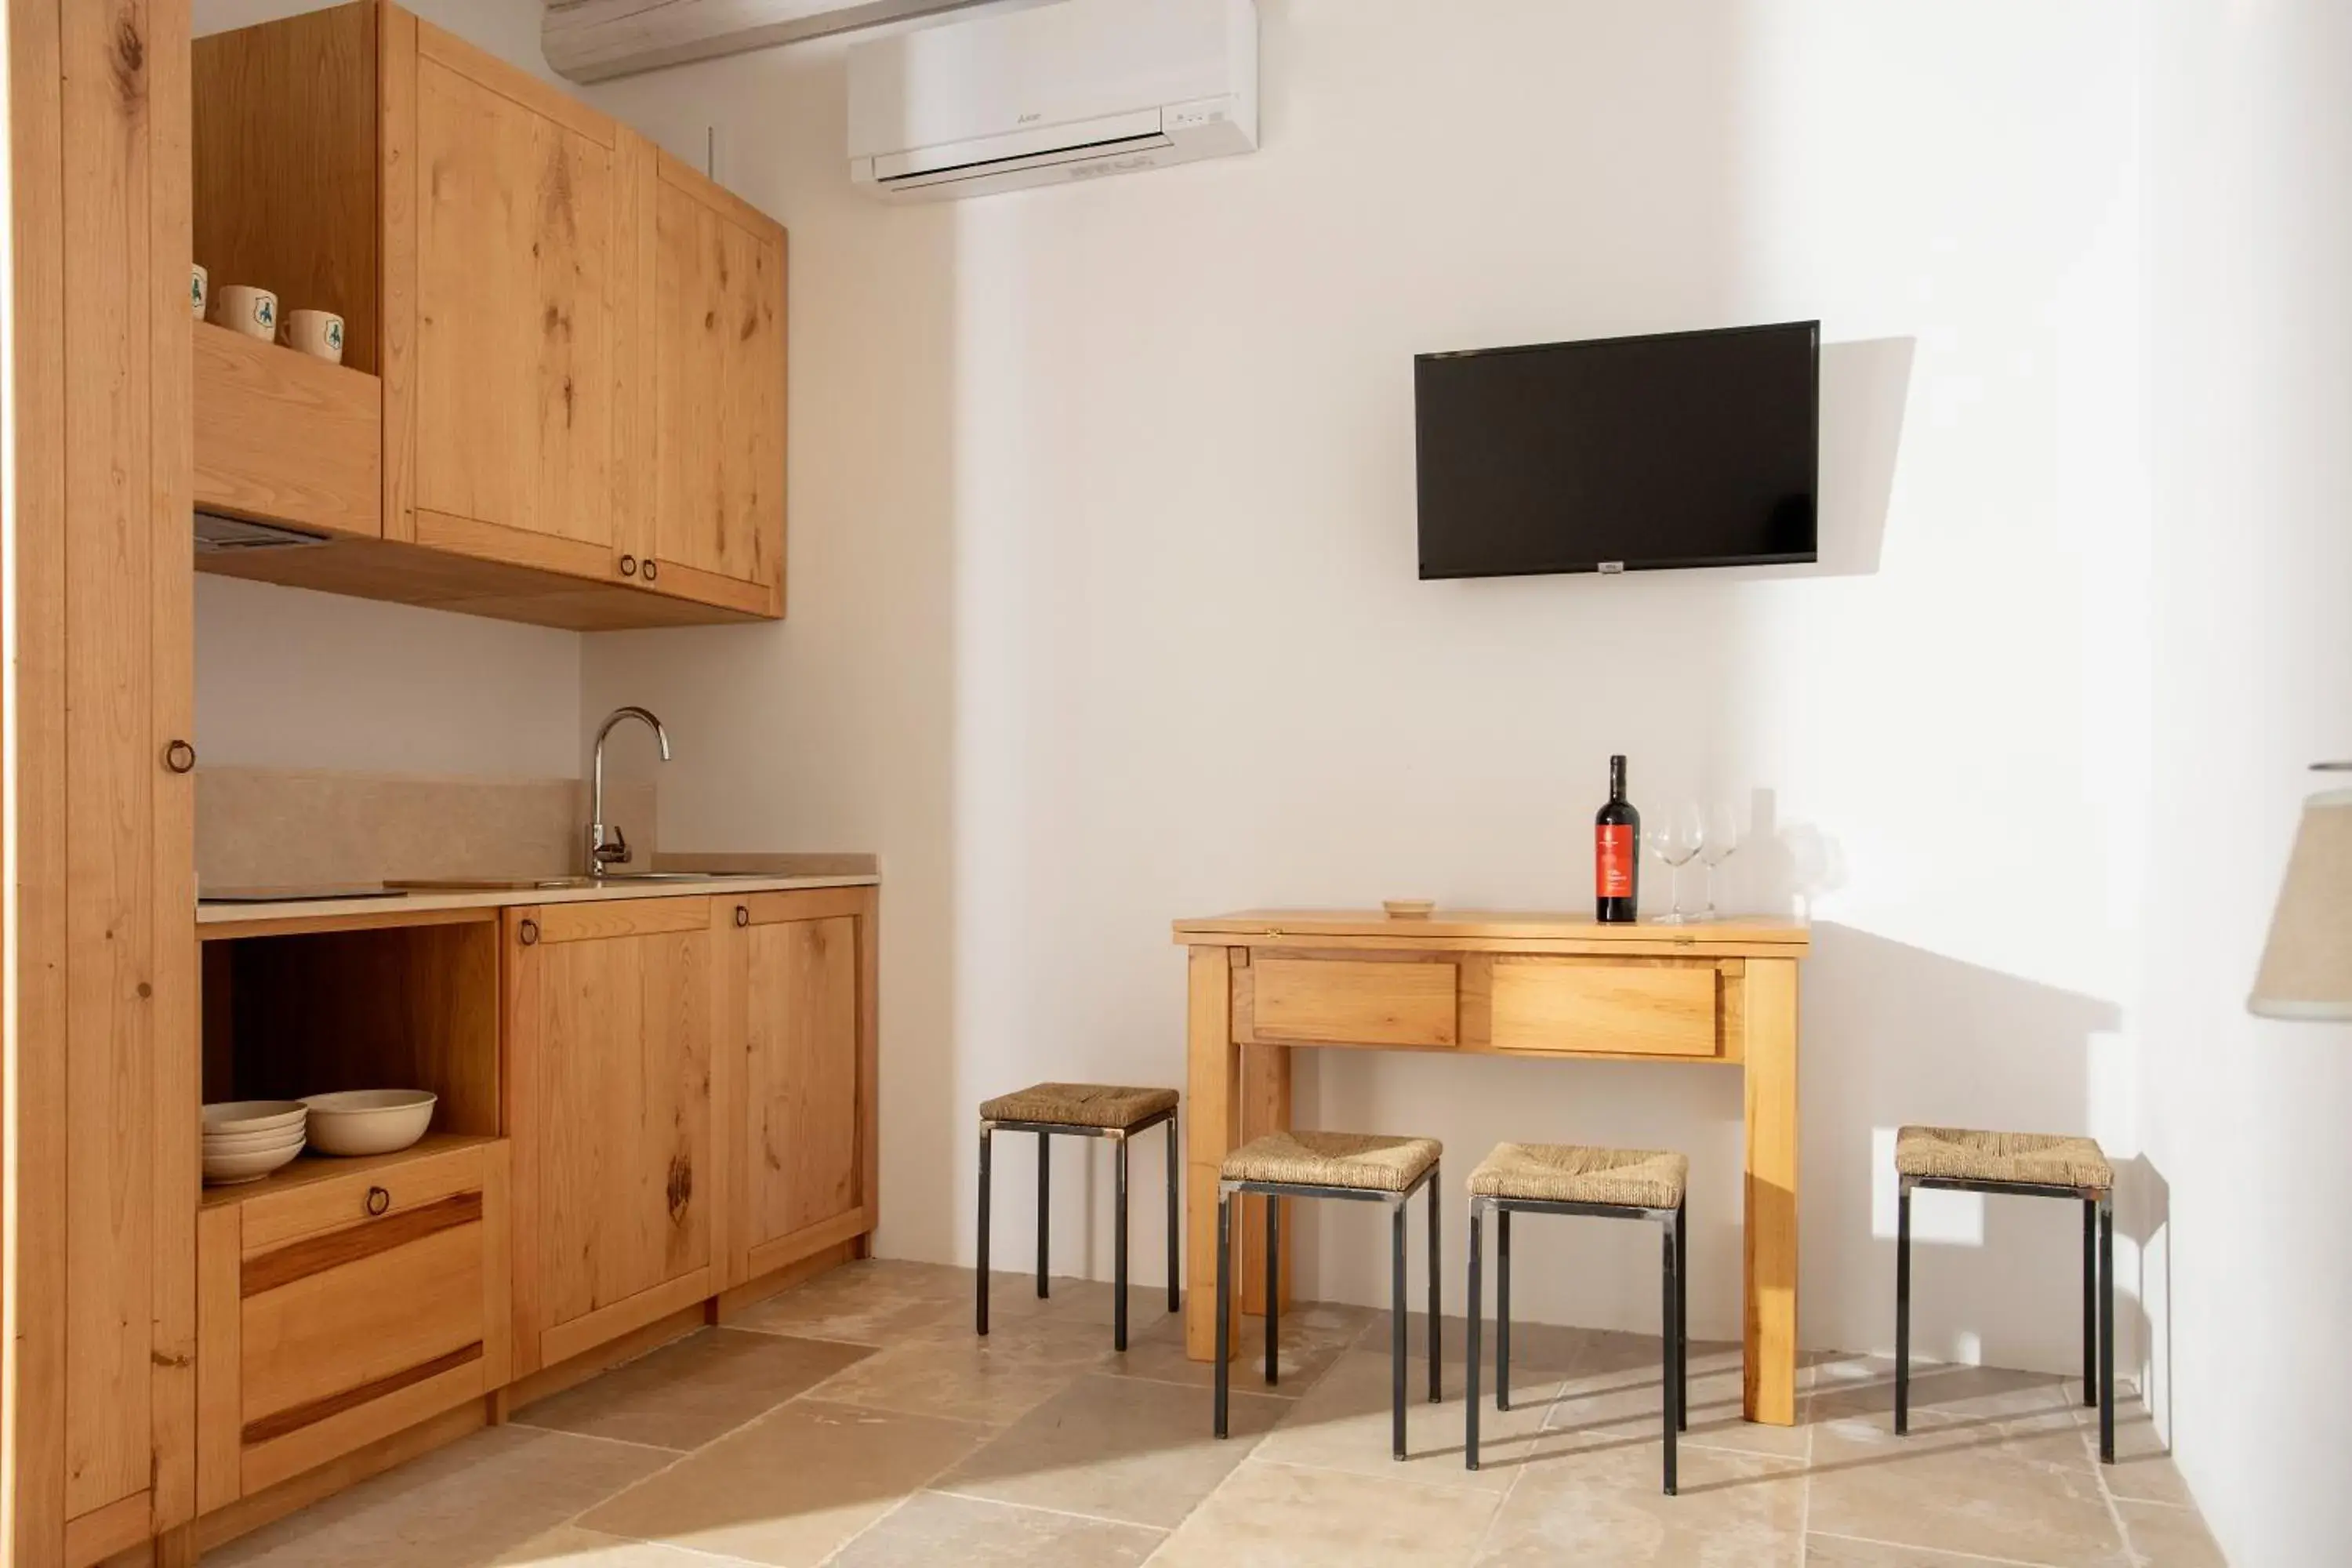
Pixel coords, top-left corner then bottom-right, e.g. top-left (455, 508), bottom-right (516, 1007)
top-left (519, 918), bottom-right (540, 946)
top-left (735, 905), bottom-right (750, 927)
top-left (164, 739), bottom-right (196, 774)
top-left (619, 554), bottom-right (637, 577)
top-left (642, 560), bottom-right (659, 583)
top-left (364, 1185), bottom-right (391, 1218)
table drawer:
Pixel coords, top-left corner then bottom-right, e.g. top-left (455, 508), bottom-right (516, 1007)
top-left (1490, 958), bottom-right (1721, 1058)
top-left (1253, 956), bottom-right (1458, 1047)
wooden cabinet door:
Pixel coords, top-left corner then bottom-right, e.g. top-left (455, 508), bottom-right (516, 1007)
top-left (631, 151), bottom-right (786, 619)
top-left (727, 887), bottom-right (877, 1287)
top-left (13, 0), bottom-right (200, 1556)
top-left (392, 17), bottom-right (629, 583)
top-left (505, 899), bottom-right (728, 1375)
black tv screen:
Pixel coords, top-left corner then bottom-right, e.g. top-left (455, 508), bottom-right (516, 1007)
top-left (1414, 321), bottom-right (1820, 579)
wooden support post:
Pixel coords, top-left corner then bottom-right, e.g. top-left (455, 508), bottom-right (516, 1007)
top-left (1742, 956), bottom-right (1800, 1425)
top-left (1183, 946), bottom-right (1243, 1359)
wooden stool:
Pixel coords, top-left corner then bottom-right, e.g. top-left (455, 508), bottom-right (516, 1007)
top-left (1894, 1125), bottom-right (2115, 1462)
top-left (1214, 1131), bottom-right (1443, 1459)
top-left (978, 1083), bottom-right (1178, 1350)
top-left (1465, 1142), bottom-right (1689, 1494)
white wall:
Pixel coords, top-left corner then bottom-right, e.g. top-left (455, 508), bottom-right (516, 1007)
top-left (194, 576), bottom-right (583, 777)
top-left (191, 0), bottom-right (583, 778)
top-left (2140, 3), bottom-right (2352, 1564)
top-left (578, 0), bottom-right (2152, 1380)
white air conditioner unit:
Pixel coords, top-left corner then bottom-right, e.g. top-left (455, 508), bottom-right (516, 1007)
top-left (848, 0), bottom-right (1258, 201)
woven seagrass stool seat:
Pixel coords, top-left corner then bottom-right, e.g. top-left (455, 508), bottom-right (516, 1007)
top-left (977, 1083), bottom-right (1178, 1351)
top-left (1213, 1131), bottom-right (1443, 1459)
top-left (1894, 1126), bottom-right (2114, 1190)
top-left (1892, 1124), bottom-right (2116, 1463)
top-left (1464, 1142), bottom-right (1690, 1495)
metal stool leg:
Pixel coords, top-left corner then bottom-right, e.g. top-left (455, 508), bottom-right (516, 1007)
top-left (1264, 1195), bottom-right (1280, 1386)
top-left (977, 1125), bottom-right (993, 1336)
top-left (2082, 1197), bottom-right (2098, 1408)
top-left (1391, 1197), bottom-right (1409, 1460)
top-left (1676, 1199), bottom-right (1689, 1432)
top-left (2099, 1192), bottom-right (2115, 1464)
top-left (1895, 1179), bottom-right (1913, 1436)
top-left (1427, 1172), bottom-right (1442, 1403)
top-left (1662, 1213), bottom-right (1679, 1497)
top-left (1214, 1192), bottom-right (1232, 1439)
top-left (1497, 1207), bottom-right (1512, 1411)
top-left (1465, 1200), bottom-right (1483, 1472)
top-left (1115, 1133), bottom-right (1131, 1352)
top-left (1036, 1132), bottom-right (1051, 1298)
top-left (1167, 1112), bottom-right (1181, 1316)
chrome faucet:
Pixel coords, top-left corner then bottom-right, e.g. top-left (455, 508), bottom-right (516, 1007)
top-left (590, 706), bottom-right (671, 876)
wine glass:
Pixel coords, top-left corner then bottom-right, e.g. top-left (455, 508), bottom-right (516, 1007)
top-left (1699, 800), bottom-right (1744, 920)
top-left (1649, 800), bottom-right (1704, 924)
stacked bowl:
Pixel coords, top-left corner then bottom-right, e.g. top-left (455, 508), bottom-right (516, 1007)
top-left (203, 1100), bottom-right (307, 1185)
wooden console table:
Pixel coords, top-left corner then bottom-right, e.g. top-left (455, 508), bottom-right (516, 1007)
top-left (1174, 909), bottom-right (1810, 1425)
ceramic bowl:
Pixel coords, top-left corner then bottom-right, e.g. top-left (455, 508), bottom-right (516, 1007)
top-left (301, 1089), bottom-right (436, 1156)
top-left (202, 1123), bottom-right (308, 1152)
top-left (203, 1099), bottom-right (307, 1136)
top-left (202, 1142), bottom-right (305, 1185)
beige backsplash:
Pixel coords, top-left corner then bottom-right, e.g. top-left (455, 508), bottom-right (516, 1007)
top-left (196, 768), bottom-right (657, 890)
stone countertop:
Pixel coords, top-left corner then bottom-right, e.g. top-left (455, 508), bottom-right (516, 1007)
top-left (198, 854), bottom-right (879, 931)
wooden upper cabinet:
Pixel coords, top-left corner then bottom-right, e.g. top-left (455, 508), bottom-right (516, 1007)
top-left (503, 899), bottom-right (730, 1376)
top-left (632, 156), bottom-right (788, 619)
top-left (191, 2), bottom-right (788, 630)
top-left (726, 888), bottom-right (877, 1286)
top-left (401, 20), bottom-right (626, 579)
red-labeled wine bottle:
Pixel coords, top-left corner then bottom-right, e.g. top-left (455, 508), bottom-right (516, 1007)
top-left (1595, 754), bottom-right (1640, 923)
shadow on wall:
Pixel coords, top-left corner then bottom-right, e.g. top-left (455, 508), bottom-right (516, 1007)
top-left (1812, 336), bottom-right (1915, 577)
top-left (1801, 922), bottom-right (2136, 1375)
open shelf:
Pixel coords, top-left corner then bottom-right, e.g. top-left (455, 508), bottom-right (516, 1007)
top-left (201, 919), bottom-right (501, 1199)
top-left (194, 321), bottom-right (383, 539)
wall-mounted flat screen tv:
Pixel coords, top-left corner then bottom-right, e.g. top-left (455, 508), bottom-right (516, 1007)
top-left (1415, 321), bottom-right (1820, 579)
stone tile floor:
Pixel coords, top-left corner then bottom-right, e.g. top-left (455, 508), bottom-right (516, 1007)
top-left (212, 1260), bottom-right (2224, 1567)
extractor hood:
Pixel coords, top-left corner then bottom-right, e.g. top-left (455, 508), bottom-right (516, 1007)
top-left (193, 510), bottom-right (332, 554)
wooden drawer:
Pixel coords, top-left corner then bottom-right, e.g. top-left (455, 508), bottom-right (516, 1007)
top-left (1489, 958), bottom-right (1722, 1058)
top-left (241, 1139), bottom-right (491, 1252)
top-left (198, 1139), bottom-right (511, 1508)
top-left (1252, 956), bottom-right (1459, 1047)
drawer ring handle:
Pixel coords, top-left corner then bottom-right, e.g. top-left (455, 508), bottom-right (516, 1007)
top-left (520, 918), bottom-right (540, 946)
top-left (735, 905), bottom-right (750, 927)
top-left (364, 1185), bottom-right (391, 1218)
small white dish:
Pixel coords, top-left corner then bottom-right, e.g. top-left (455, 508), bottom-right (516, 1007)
top-left (302, 1089), bottom-right (436, 1156)
top-left (204, 1099), bottom-right (307, 1135)
top-left (203, 1125), bottom-right (308, 1153)
top-left (203, 1142), bottom-right (304, 1185)
top-left (202, 1128), bottom-right (308, 1152)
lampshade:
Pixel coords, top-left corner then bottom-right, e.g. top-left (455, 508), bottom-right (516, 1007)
top-left (2249, 784), bottom-right (2352, 1019)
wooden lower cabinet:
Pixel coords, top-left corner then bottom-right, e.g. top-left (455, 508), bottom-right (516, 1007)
top-left (503, 898), bottom-right (728, 1376)
top-left (728, 887), bottom-right (880, 1283)
top-left (195, 1139), bottom-right (511, 1511)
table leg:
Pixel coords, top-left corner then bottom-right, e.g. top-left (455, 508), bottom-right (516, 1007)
top-left (1240, 1040), bottom-right (1293, 1318)
top-left (1743, 956), bottom-right (1800, 1425)
top-left (1185, 946), bottom-right (1243, 1360)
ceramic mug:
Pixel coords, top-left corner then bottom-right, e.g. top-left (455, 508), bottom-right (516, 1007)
top-left (190, 263), bottom-right (208, 321)
top-left (281, 309), bottom-right (346, 365)
top-left (212, 284), bottom-right (277, 341)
